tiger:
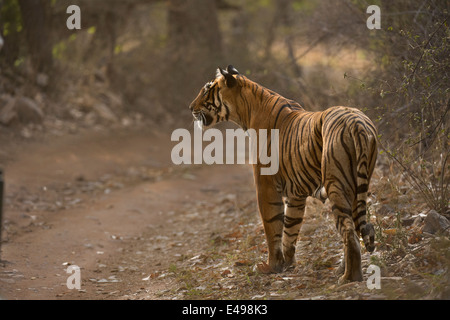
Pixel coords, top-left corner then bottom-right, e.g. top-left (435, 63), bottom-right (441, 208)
top-left (188, 65), bottom-right (377, 283)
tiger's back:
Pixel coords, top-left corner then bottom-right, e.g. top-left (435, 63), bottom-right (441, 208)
top-left (276, 106), bottom-right (377, 203)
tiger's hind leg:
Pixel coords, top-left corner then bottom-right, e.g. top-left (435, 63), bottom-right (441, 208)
top-left (322, 122), bottom-right (363, 283)
top-left (282, 197), bottom-right (306, 270)
top-left (327, 188), bottom-right (363, 283)
top-left (353, 198), bottom-right (375, 253)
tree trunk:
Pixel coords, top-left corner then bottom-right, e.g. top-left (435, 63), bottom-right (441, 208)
top-left (165, 0), bottom-right (223, 109)
top-left (264, 0), bottom-right (302, 77)
top-left (167, 0), bottom-right (222, 69)
top-left (18, 0), bottom-right (52, 73)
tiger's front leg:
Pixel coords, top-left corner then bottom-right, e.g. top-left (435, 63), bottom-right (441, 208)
top-left (282, 197), bottom-right (306, 269)
top-left (254, 171), bottom-right (285, 274)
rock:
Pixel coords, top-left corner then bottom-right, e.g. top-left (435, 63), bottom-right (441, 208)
top-left (402, 213), bottom-right (426, 227)
top-left (0, 95), bottom-right (44, 125)
top-left (401, 215), bottom-right (415, 227)
top-left (20, 127), bottom-right (32, 139)
top-left (422, 210), bottom-right (450, 235)
top-left (36, 73), bottom-right (49, 87)
top-left (99, 91), bottom-right (122, 111)
top-left (15, 97), bottom-right (44, 123)
top-left (93, 103), bottom-right (118, 122)
top-left (0, 96), bottom-right (17, 125)
top-left (413, 215), bottom-right (425, 227)
top-left (378, 204), bottom-right (394, 215)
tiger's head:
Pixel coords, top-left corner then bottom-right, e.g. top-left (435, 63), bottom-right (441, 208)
top-left (189, 65), bottom-right (241, 129)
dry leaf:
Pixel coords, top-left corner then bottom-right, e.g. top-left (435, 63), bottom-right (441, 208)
top-left (234, 259), bottom-right (252, 267)
top-left (383, 228), bottom-right (397, 235)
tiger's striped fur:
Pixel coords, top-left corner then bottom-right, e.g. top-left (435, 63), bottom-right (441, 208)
top-left (189, 66), bottom-right (377, 283)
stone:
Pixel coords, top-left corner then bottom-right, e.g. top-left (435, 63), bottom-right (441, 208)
top-left (15, 96), bottom-right (44, 123)
top-left (401, 215), bottom-right (416, 227)
top-left (93, 103), bottom-right (118, 122)
top-left (36, 73), bottom-right (49, 87)
top-left (378, 204), bottom-right (394, 215)
top-left (422, 210), bottom-right (450, 235)
top-left (0, 96), bottom-right (17, 125)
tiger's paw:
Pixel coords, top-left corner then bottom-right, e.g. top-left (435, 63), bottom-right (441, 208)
top-left (338, 275), bottom-right (351, 285)
top-left (338, 273), bottom-right (363, 285)
top-left (256, 261), bottom-right (284, 274)
top-left (256, 262), bottom-right (275, 274)
top-left (337, 267), bottom-right (363, 284)
top-left (336, 259), bottom-right (363, 283)
top-left (282, 257), bottom-right (296, 271)
top-left (362, 223), bottom-right (375, 253)
top-left (335, 259), bottom-right (345, 277)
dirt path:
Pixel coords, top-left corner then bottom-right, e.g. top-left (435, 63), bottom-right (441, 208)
top-left (0, 126), bottom-right (255, 299)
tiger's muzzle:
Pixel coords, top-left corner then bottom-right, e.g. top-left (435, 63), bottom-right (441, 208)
top-left (192, 110), bottom-right (214, 127)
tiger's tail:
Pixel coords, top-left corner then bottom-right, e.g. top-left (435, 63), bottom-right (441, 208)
top-left (352, 121), bottom-right (376, 253)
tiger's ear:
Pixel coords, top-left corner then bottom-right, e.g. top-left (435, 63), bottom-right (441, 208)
top-left (218, 67), bottom-right (237, 88)
top-left (215, 67), bottom-right (224, 79)
top-left (227, 65), bottom-right (239, 75)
